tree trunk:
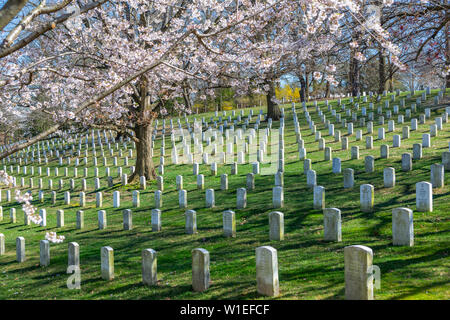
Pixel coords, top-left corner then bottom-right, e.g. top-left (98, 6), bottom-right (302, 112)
top-left (325, 80), bottom-right (330, 98)
top-left (388, 73), bottom-right (394, 92)
top-left (182, 86), bottom-right (192, 110)
top-left (305, 72), bottom-right (310, 101)
top-left (378, 48), bottom-right (385, 94)
top-left (348, 58), bottom-right (353, 95)
top-left (446, 19), bottom-right (450, 89)
top-left (129, 75), bottom-right (156, 183)
top-left (350, 53), bottom-right (360, 97)
top-left (387, 58), bottom-right (394, 92)
top-left (300, 76), bottom-right (306, 102)
top-left (266, 80), bottom-right (281, 120)
top-left (130, 122), bottom-right (156, 182)
top-left (446, 72), bottom-right (450, 90)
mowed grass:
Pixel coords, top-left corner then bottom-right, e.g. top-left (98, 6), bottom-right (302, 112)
top-left (0, 89), bottom-right (449, 300)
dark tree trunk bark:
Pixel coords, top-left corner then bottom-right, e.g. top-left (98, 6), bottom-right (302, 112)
top-left (130, 122), bottom-right (156, 182)
top-left (305, 72), bottom-right (310, 101)
top-left (378, 48), bottom-right (385, 94)
top-left (446, 20), bottom-right (450, 89)
top-left (350, 54), bottom-right (360, 97)
top-left (388, 73), bottom-right (394, 92)
top-left (266, 80), bottom-right (281, 120)
top-left (182, 86), bottom-right (192, 110)
top-left (348, 58), bottom-right (353, 95)
top-left (387, 58), bottom-right (394, 92)
top-left (129, 75), bottom-right (157, 183)
top-left (325, 80), bottom-right (330, 98)
top-left (300, 76), bottom-right (306, 102)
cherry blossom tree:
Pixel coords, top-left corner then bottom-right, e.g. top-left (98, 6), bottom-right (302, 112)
top-left (0, 0), bottom-right (408, 244)
top-left (0, 0), bottom-right (403, 181)
top-left (385, 0), bottom-right (449, 88)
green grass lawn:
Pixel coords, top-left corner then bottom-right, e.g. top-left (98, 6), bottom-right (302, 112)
top-left (0, 89), bottom-right (449, 300)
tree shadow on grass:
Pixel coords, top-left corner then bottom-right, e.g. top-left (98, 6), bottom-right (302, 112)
top-left (388, 279), bottom-right (450, 300)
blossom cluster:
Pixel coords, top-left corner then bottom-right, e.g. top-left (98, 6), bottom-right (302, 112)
top-left (0, 0), bottom-right (408, 131)
top-left (45, 232), bottom-right (65, 244)
top-left (0, 171), bottom-right (64, 243)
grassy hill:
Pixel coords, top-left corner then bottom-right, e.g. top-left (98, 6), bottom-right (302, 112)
top-left (0, 89), bottom-right (449, 300)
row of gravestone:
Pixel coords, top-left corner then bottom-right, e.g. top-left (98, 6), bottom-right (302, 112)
top-left (304, 155), bottom-right (447, 190)
top-left (3, 135), bottom-right (448, 198)
top-left (0, 158), bottom-right (440, 216)
top-left (0, 232), bottom-right (406, 299)
top-left (1, 89), bottom-right (430, 161)
top-left (301, 98), bottom-right (445, 137)
top-left (0, 204), bottom-right (416, 250)
top-left (1, 135), bottom-right (444, 213)
top-left (0, 102), bottom-right (442, 174)
top-left (1, 87), bottom-right (442, 157)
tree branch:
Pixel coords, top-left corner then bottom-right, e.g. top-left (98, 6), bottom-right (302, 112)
top-left (0, 28), bottom-right (194, 160)
top-left (0, 0), bottom-right (107, 58)
top-left (0, 0), bottom-right (29, 31)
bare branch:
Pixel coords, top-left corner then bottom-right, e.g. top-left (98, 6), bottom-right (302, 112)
top-left (3, 0), bottom-right (78, 48)
top-left (0, 0), bottom-right (107, 58)
top-left (0, 0), bottom-right (29, 31)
